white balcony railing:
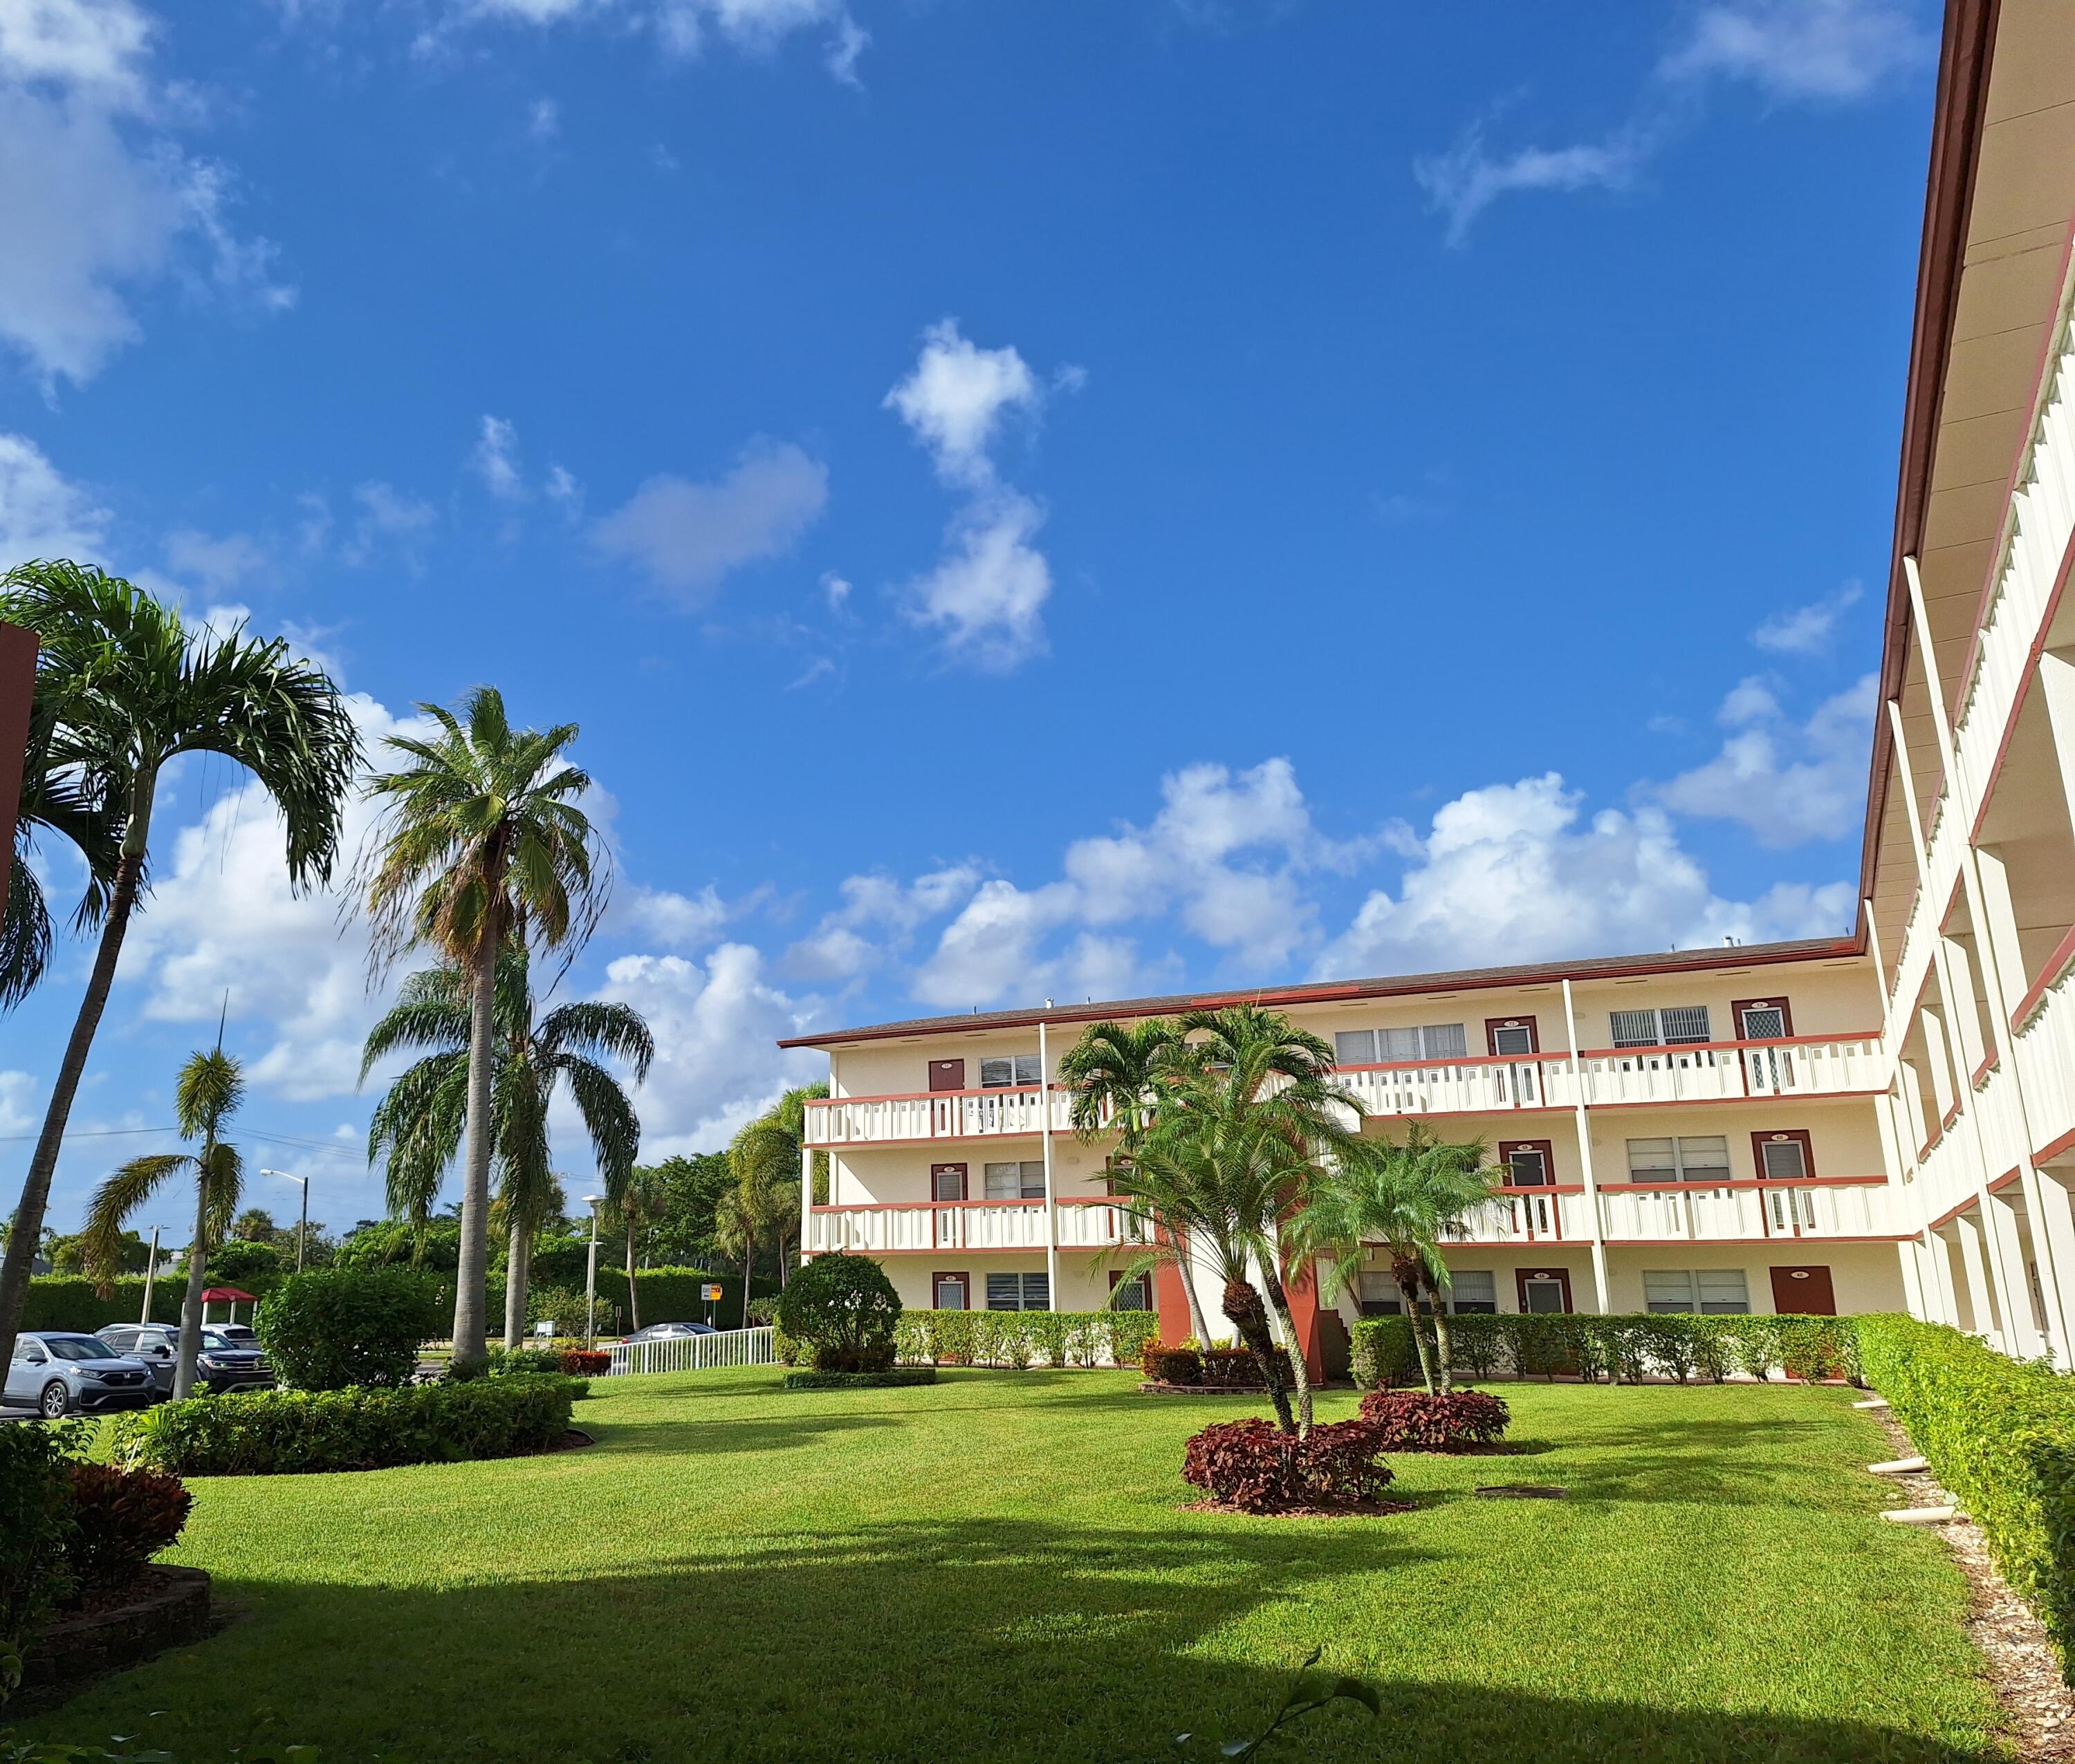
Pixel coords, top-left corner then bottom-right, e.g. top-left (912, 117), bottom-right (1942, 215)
top-left (804, 1199), bottom-right (1143, 1255)
top-left (804, 1085), bottom-right (1085, 1147)
top-left (1437, 1180), bottom-right (1895, 1245)
top-left (2015, 954), bottom-right (2075, 1169)
top-left (1569, 1037), bottom-right (1885, 1106)
top-left (1338, 1057), bottom-right (1578, 1117)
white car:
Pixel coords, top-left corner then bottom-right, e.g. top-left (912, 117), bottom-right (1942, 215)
top-left (6, 1332), bottom-right (156, 1418)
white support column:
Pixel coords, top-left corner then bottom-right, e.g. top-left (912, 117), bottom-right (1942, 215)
top-left (1560, 978), bottom-right (1612, 1315)
top-left (1923, 1228), bottom-right (1959, 1326)
top-left (1038, 1019), bottom-right (1060, 1304)
top-left (1954, 1211), bottom-right (2002, 1343)
top-left (800, 1141), bottom-right (814, 1267)
top-left (2036, 648), bottom-right (2075, 808)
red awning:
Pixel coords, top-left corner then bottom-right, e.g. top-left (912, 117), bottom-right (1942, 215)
top-left (199, 1285), bottom-right (257, 1303)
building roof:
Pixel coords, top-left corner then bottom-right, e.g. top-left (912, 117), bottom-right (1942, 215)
top-left (777, 935), bottom-right (1860, 1050)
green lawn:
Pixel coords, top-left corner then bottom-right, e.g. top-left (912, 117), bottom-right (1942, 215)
top-left (26, 1372), bottom-right (2003, 1763)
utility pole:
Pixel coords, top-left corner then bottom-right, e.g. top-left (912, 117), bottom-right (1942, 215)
top-left (139, 1226), bottom-right (161, 1323)
top-left (582, 1196), bottom-right (604, 1350)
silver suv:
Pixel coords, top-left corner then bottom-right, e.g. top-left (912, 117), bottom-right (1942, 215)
top-left (95, 1323), bottom-right (273, 1396)
top-left (6, 1333), bottom-right (155, 1418)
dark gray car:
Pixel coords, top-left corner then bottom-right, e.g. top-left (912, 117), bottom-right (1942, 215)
top-left (95, 1323), bottom-right (273, 1395)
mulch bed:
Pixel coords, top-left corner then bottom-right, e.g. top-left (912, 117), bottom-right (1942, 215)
top-left (1873, 1408), bottom-right (2075, 1759)
top-left (546, 1427), bottom-right (594, 1452)
top-left (1182, 1498), bottom-right (1416, 1520)
top-left (22, 1566), bottom-right (212, 1691)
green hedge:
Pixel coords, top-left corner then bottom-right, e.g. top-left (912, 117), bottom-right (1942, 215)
top-left (782, 1367), bottom-right (939, 1390)
top-left (1349, 1311), bottom-right (1862, 1389)
top-left (893, 1309), bottom-right (1156, 1370)
top-left (19, 1276), bottom-right (255, 1334)
top-left (1857, 1315), bottom-right (2075, 1671)
top-left (102, 1377), bottom-right (576, 1476)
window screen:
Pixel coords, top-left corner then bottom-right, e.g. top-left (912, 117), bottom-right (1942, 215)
top-left (1448, 1270), bottom-right (1498, 1315)
top-left (1660, 1006), bottom-right (1712, 1045)
top-left (1422, 1023), bottom-right (1468, 1058)
top-left (1759, 1138), bottom-right (1809, 1181)
top-left (978, 1055), bottom-right (1044, 1088)
top-left (1644, 1269), bottom-right (1751, 1315)
top-left (1626, 1138), bottom-right (1678, 1183)
top-left (1334, 1030), bottom-right (1374, 1066)
top-left (934, 1276), bottom-right (968, 1310)
top-left (1381, 1025), bottom-right (1423, 1061)
top-left (1643, 1270), bottom-right (1697, 1314)
top-left (1610, 1006), bottom-right (1712, 1048)
top-left (1738, 1005), bottom-right (1787, 1041)
top-left (1625, 1137), bottom-right (1730, 1183)
top-left (1357, 1270), bottom-right (1403, 1317)
top-left (1697, 1269), bottom-right (1751, 1315)
top-left (1336, 1024), bottom-right (1466, 1066)
top-left (1489, 1023), bottom-right (1534, 1056)
top-left (1110, 1276), bottom-right (1149, 1311)
top-left (986, 1272), bottom-right (1051, 1312)
top-left (983, 1160), bottom-right (1046, 1199)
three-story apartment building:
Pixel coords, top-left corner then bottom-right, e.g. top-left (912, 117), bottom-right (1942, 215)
top-left (780, 0), bottom-right (2075, 1373)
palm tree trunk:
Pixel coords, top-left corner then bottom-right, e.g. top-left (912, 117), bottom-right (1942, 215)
top-left (1166, 1222), bottom-right (1214, 1346)
top-left (1221, 1279), bottom-right (1295, 1434)
top-left (0, 838), bottom-right (146, 1368)
top-left (625, 1220), bottom-right (640, 1332)
top-left (503, 1218), bottom-right (528, 1350)
top-left (741, 1237), bottom-right (753, 1329)
top-left (451, 942), bottom-right (499, 1367)
top-left (173, 1174), bottom-right (211, 1401)
top-left (1260, 1263), bottom-right (1313, 1438)
top-left (1396, 1267), bottom-right (1438, 1395)
top-left (1424, 1273), bottom-right (1455, 1394)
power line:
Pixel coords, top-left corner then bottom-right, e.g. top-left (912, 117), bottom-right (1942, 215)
top-left (0, 1125), bottom-right (367, 1164)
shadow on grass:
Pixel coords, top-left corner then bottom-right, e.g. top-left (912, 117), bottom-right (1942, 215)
top-left (26, 1514), bottom-right (1991, 1763)
top-left (580, 1411), bottom-right (901, 1458)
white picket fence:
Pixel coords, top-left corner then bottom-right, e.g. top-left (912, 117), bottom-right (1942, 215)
top-left (605, 1326), bottom-right (775, 1377)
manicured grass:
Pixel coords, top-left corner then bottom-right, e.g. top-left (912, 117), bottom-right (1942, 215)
top-left (29, 1373), bottom-right (2002, 1762)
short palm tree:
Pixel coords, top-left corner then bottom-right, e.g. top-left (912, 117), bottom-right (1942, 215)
top-left (1286, 1125), bottom-right (1498, 1395)
top-left (1055, 1017), bottom-right (1213, 1344)
top-left (0, 562), bottom-right (358, 1372)
top-left (360, 685), bottom-right (611, 1366)
top-left (360, 940), bottom-right (651, 1349)
top-left (726, 1083), bottom-right (829, 1289)
top-left (602, 1162), bottom-right (669, 1331)
top-left (77, 1048), bottom-right (246, 1400)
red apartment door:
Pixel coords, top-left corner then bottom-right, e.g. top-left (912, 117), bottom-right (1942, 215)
top-left (928, 1058), bottom-right (966, 1091)
top-left (1770, 1265), bottom-right (1836, 1315)
top-left (1515, 1268), bottom-right (1573, 1314)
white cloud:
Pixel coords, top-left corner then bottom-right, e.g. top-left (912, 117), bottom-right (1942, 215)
top-left (591, 438), bottom-right (828, 600)
top-left (343, 481), bottom-right (438, 568)
top-left (900, 490), bottom-right (1051, 672)
top-left (0, 0), bottom-right (293, 387)
top-left (163, 526), bottom-right (266, 592)
top-left (820, 570), bottom-right (851, 613)
top-left (1661, 0), bottom-right (1930, 100)
top-left (784, 864), bottom-right (983, 983)
top-left (0, 431), bottom-right (110, 561)
top-left (1314, 772), bottom-right (1854, 977)
top-left (0, 1070), bottom-right (35, 1135)
top-left (1753, 579), bottom-right (1864, 654)
top-left (472, 414), bottom-right (526, 500)
top-left (884, 319), bottom-right (1040, 488)
top-left (448, 0), bottom-right (865, 82)
top-left (593, 945), bottom-right (821, 1156)
top-left (619, 882), bottom-right (733, 951)
top-left (1418, 0), bottom-right (1928, 245)
top-left (1650, 673), bottom-right (1876, 846)
top-left (526, 95), bottom-right (559, 140)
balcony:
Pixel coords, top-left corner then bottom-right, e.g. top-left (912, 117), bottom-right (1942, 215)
top-left (803, 1085), bottom-right (1085, 1148)
top-left (804, 1198), bottom-right (1143, 1254)
top-left (1440, 1180), bottom-right (1897, 1245)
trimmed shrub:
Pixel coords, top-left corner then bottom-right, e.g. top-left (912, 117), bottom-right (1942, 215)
top-left (1181, 1418), bottom-right (1394, 1513)
top-left (61, 1463), bottom-right (192, 1594)
top-left (560, 1350), bottom-right (610, 1377)
top-left (1856, 1315), bottom-right (2075, 1673)
top-left (1143, 1344), bottom-right (1203, 1386)
top-left (257, 1267), bottom-right (443, 1391)
top-left (776, 1252), bottom-right (903, 1373)
top-left (1199, 1347), bottom-right (1271, 1389)
top-left (782, 1367), bottom-right (938, 1390)
top-left (1351, 1315), bottom-right (1419, 1389)
top-left (1357, 1389), bottom-right (1510, 1451)
top-left (487, 1346), bottom-right (564, 1378)
top-left (891, 1308), bottom-right (1158, 1369)
top-left (104, 1377), bottom-right (575, 1476)
top-left (1, 1420), bottom-right (76, 1675)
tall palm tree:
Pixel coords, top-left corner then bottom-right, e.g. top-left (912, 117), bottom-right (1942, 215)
top-left (603, 1162), bottom-right (668, 1331)
top-left (2, 677), bottom-right (120, 1010)
top-left (713, 1186), bottom-right (756, 1327)
top-left (360, 940), bottom-right (651, 1349)
top-left (77, 1049), bottom-right (246, 1400)
top-left (1286, 1126), bottom-right (1498, 1395)
top-left (726, 1083), bottom-right (828, 1288)
top-left (0, 562), bottom-right (358, 1372)
top-left (1055, 1018), bottom-right (1213, 1344)
top-left (360, 685), bottom-right (611, 1367)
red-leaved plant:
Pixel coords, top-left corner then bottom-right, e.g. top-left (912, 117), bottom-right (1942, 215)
top-left (1142, 1344), bottom-right (1203, 1386)
top-left (63, 1461), bottom-right (193, 1593)
top-left (1181, 1418), bottom-right (1394, 1512)
top-left (1356, 1389), bottom-right (1510, 1451)
top-left (560, 1350), bottom-right (611, 1377)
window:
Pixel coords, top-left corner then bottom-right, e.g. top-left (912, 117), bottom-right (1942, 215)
top-left (979, 1054), bottom-right (1044, 1089)
top-left (1758, 1138), bottom-right (1809, 1180)
top-left (1486, 1018), bottom-right (1538, 1056)
top-left (1334, 1023), bottom-right (1466, 1066)
top-left (931, 1164), bottom-right (968, 1203)
top-left (933, 1272), bottom-right (970, 1310)
top-left (1357, 1270), bottom-right (1403, 1317)
top-left (1109, 1272), bottom-right (1150, 1311)
top-left (1733, 999), bottom-right (1793, 1040)
top-left (1610, 1005), bottom-right (1712, 1048)
top-left (1643, 1269), bottom-right (1751, 1315)
top-left (1625, 1136), bottom-right (1731, 1185)
top-left (986, 1272), bottom-right (1051, 1311)
top-left (1447, 1270), bottom-right (1498, 1315)
top-left (984, 1160), bottom-right (1046, 1200)
top-left (1498, 1140), bottom-right (1554, 1186)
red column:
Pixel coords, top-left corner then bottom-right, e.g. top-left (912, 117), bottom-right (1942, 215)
top-left (0, 623), bottom-right (37, 911)
top-left (1281, 1262), bottom-right (1327, 1384)
top-left (1154, 1261), bottom-right (1193, 1344)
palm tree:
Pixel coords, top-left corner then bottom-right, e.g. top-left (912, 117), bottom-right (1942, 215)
top-left (77, 1049), bottom-right (246, 1400)
top-left (603, 1162), bottom-right (668, 1331)
top-left (360, 685), bottom-right (611, 1367)
top-left (360, 940), bottom-right (651, 1349)
top-left (2, 674), bottom-right (120, 1010)
top-left (726, 1083), bottom-right (828, 1288)
top-left (1286, 1125), bottom-right (1498, 1395)
top-left (0, 562), bottom-right (359, 1372)
top-left (713, 1187), bottom-right (757, 1327)
top-left (1055, 1018), bottom-right (1214, 1344)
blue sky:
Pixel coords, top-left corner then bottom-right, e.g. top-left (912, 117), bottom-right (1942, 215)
top-left (1, 0), bottom-right (1932, 1234)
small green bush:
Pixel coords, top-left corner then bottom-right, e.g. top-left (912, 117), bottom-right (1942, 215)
top-left (104, 1377), bottom-right (575, 1476)
top-left (1, 1420), bottom-right (77, 1684)
top-left (892, 1308), bottom-right (1157, 1368)
top-left (486, 1346), bottom-right (564, 1378)
top-left (781, 1367), bottom-right (938, 1390)
top-left (257, 1267), bottom-right (444, 1391)
top-left (775, 1253), bottom-right (903, 1373)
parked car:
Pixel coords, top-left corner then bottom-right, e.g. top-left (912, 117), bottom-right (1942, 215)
top-left (620, 1321), bottom-right (717, 1342)
top-left (6, 1333), bottom-right (155, 1418)
top-left (94, 1323), bottom-right (273, 1396)
top-left (213, 1323), bottom-right (259, 1346)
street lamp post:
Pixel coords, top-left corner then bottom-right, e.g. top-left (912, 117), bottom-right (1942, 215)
top-left (138, 1225), bottom-right (162, 1324)
top-left (582, 1196), bottom-right (605, 1351)
top-left (260, 1169), bottom-right (309, 1272)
